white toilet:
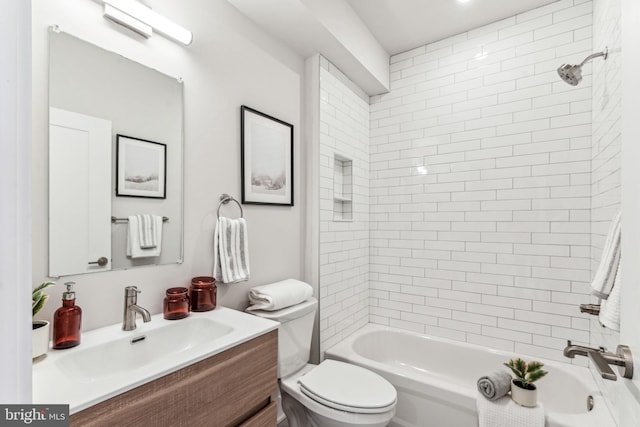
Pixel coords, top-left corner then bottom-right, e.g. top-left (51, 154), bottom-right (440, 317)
top-left (249, 297), bottom-right (397, 427)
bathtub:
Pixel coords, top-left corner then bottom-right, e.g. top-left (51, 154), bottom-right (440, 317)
top-left (325, 324), bottom-right (616, 427)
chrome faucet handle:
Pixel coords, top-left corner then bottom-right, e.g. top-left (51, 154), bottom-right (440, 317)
top-left (616, 345), bottom-right (634, 379)
top-left (588, 351), bottom-right (617, 381)
top-left (563, 339), bottom-right (634, 380)
top-left (123, 285), bottom-right (151, 331)
top-left (125, 285), bottom-right (141, 295)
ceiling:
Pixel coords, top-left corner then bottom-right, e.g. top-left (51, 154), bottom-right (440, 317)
top-left (228, 0), bottom-right (564, 94)
top-left (346, 0), bottom-right (560, 55)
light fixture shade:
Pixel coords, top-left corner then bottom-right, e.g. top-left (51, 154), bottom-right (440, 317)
top-left (104, 4), bottom-right (152, 38)
top-left (103, 0), bottom-right (193, 45)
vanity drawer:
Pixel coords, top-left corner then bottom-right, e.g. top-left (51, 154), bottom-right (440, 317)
top-left (70, 329), bottom-right (278, 427)
top-left (239, 401), bottom-right (277, 427)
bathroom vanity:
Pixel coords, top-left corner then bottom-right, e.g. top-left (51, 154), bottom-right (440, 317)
top-left (71, 330), bottom-right (277, 426)
top-left (33, 308), bottom-right (279, 427)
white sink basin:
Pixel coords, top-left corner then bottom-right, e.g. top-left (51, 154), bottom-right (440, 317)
top-left (33, 307), bottom-right (279, 413)
top-left (56, 317), bottom-right (233, 381)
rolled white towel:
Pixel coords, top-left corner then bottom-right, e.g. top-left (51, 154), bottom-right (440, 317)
top-left (477, 370), bottom-right (512, 401)
top-left (246, 279), bottom-right (313, 312)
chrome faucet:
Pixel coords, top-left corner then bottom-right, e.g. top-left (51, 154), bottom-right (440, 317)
top-left (122, 286), bottom-right (151, 331)
top-left (563, 340), bottom-right (633, 381)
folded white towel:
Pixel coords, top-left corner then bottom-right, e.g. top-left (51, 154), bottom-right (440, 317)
top-left (126, 215), bottom-right (163, 258)
top-left (591, 211), bottom-right (621, 299)
top-left (246, 279), bottom-right (313, 312)
top-left (600, 259), bottom-right (621, 331)
top-left (477, 370), bottom-right (512, 401)
top-left (213, 217), bottom-right (250, 284)
top-left (137, 214), bottom-right (157, 249)
top-left (477, 393), bottom-right (544, 427)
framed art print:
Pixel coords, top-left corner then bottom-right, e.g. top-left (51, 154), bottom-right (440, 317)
top-left (116, 134), bottom-right (166, 199)
top-left (241, 105), bottom-right (294, 206)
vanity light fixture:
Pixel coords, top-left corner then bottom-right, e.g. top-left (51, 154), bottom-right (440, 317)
top-left (103, 0), bottom-right (193, 46)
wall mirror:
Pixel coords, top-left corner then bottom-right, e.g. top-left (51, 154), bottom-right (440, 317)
top-left (48, 30), bottom-right (183, 277)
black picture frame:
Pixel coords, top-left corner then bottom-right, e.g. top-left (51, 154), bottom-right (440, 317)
top-left (116, 134), bottom-right (167, 199)
top-left (241, 105), bottom-right (294, 206)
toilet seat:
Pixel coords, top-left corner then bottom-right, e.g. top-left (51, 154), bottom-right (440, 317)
top-left (298, 360), bottom-right (397, 414)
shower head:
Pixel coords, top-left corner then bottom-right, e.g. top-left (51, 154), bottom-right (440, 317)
top-left (557, 47), bottom-right (608, 86)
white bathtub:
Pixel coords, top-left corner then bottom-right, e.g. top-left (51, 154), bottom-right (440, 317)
top-left (325, 324), bottom-right (616, 427)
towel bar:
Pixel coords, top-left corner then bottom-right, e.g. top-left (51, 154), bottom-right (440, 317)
top-left (217, 194), bottom-right (244, 218)
top-left (111, 216), bottom-right (169, 223)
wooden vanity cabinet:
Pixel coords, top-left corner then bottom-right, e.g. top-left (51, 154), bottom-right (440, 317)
top-left (70, 330), bottom-right (278, 427)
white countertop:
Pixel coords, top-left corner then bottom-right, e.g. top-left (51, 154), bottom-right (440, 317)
top-left (32, 307), bottom-right (279, 414)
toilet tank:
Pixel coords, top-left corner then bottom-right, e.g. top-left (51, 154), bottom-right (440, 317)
top-left (249, 298), bottom-right (317, 378)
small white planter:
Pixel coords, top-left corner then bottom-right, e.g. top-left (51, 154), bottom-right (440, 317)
top-left (511, 379), bottom-right (537, 407)
top-left (32, 320), bottom-right (50, 359)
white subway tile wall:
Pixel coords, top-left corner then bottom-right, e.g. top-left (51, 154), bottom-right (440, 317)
top-left (319, 58), bottom-right (370, 356)
top-left (589, 0), bottom-right (621, 415)
top-left (369, 0), bottom-right (595, 362)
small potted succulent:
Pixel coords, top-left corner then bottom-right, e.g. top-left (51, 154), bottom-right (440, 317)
top-left (32, 281), bottom-right (55, 359)
top-left (504, 358), bottom-right (548, 407)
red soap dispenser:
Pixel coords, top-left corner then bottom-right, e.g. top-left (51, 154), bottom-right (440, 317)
top-left (53, 282), bottom-right (82, 349)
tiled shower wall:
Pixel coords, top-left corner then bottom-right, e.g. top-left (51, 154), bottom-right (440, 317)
top-left (319, 58), bottom-right (370, 355)
top-left (368, 0), bottom-right (595, 362)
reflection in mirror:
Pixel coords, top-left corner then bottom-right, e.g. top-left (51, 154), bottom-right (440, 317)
top-left (49, 30), bottom-right (183, 277)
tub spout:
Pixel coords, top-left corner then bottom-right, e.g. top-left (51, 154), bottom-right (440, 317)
top-left (563, 340), bottom-right (594, 358)
top-left (563, 340), bottom-right (634, 381)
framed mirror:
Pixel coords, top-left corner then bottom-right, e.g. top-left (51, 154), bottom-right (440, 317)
top-left (48, 30), bottom-right (183, 277)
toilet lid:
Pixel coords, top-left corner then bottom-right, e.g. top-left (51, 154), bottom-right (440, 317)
top-left (298, 360), bottom-right (397, 414)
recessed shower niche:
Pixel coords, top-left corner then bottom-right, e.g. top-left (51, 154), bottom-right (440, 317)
top-left (333, 154), bottom-right (353, 221)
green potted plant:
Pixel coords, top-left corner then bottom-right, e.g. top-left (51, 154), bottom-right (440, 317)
top-left (32, 281), bottom-right (55, 359)
top-left (504, 358), bottom-right (548, 407)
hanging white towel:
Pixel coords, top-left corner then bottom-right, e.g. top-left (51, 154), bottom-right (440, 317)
top-left (137, 214), bottom-right (157, 249)
top-left (127, 215), bottom-right (163, 258)
top-left (477, 393), bottom-right (544, 427)
top-left (213, 216), bottom-right (250, 283)
top-left (246, 279), bottom-right (313, 312)
top-left (591, 211), bottom-right (621, 299)
top-left (599, 259), bottom-right (621, 331)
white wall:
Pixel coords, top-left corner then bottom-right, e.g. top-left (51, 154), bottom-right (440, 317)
top-left (301, 0), bottom-right (390, 93)
top-left (619, 0), bottom-right (640, 422)
top-left (32, 0), bottom-right (306, 331)
top-left (368, 0), bottom-right (595, 362)
top-left (319, 57), bottom-right (370, 355)
top-left (590, 0), bottom-right (622, 420)
top-left (0, 0), bottom-right (32, 404)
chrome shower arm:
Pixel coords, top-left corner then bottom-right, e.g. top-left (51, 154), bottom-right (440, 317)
top-left (580, 48), bottom-right (608, 67)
